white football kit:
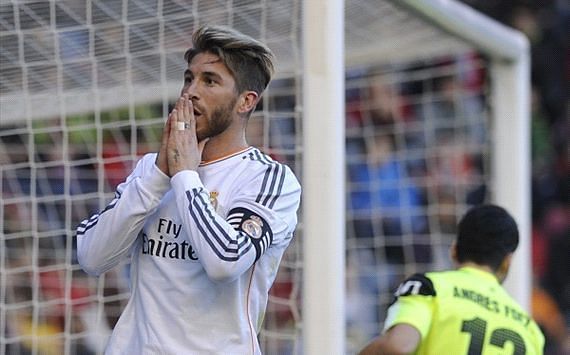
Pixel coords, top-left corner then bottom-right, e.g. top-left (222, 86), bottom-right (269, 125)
top-left (76, 147), bottom-right (301, 354)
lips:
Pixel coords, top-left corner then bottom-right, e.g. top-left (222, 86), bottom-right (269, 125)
top-left (191, 103), bottom-right (202, 117)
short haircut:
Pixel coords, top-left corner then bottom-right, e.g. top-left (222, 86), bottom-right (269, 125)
top-left (456, 204), bottom-right (519, 271)
top-left (184, 25), bottom-right (275, 97)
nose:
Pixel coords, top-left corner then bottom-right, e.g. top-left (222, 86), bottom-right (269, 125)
top-left (181, 82), bottom-right (199, 101)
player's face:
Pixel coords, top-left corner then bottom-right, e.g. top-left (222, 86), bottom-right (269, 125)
top-left (181, 52), bottom-right (239, 141)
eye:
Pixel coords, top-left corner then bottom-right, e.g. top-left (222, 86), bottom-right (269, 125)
top-left (184, 77), bottom-right (192, 84)
top-left (205, 78), bottom-right (216, 86)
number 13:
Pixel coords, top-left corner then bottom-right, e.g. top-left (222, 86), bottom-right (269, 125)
top-left (461, 317), bottom-right (526, 355)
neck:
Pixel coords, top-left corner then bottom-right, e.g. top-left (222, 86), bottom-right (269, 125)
top-left (459, 261), bottom-right (494, 274)
top-left (200, 128), bottom-right (248, 163)
top-left (458, 261), bottom-right (509, 283)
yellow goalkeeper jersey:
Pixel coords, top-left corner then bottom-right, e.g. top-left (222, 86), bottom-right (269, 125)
top-left (383, 267), bottom-right (545, 355)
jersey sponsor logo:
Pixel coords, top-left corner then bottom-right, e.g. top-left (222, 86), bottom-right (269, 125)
top-left (396, 280), bottom-right (423, 296)
top-left (141, 218), bottom-right (199, 261)
top-left (394, 273), bottom-right (436, 297)
top-left (389, 273), bottom-right (436, 306)
top-left (157, 218), bottom-right (181, 238)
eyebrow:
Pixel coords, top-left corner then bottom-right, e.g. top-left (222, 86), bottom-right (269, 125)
top-left (202, 71), bottom-right (223, 81)
top-left (184, 69), bottom-right (222, 82)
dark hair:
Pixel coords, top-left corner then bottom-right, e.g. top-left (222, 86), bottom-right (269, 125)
top-left (184, 25), bottom-right (275, 97)
top-left (456, 204), bottom-right (519, 271)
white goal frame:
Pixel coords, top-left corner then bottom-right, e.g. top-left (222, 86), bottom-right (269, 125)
top-left (302, 0), bottom-right (530, 353)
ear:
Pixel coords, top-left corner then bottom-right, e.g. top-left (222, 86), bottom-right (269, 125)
top-left (497, 253), bottom-right (513, 283)
top-left (237, 91), bottom-right (259, 115)
top-left (449, 241), bottom-right (458, 265)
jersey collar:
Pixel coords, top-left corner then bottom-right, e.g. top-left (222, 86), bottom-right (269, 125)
top-left (199, 146), bottom-right (254, 166)
top-left (459, 266), bottom-right (500, 284)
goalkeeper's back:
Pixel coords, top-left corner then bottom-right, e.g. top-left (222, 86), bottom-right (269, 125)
top-left (384, 267), bottom-right (544, 354)
top-left (359, 204), bottom-right (544, 355)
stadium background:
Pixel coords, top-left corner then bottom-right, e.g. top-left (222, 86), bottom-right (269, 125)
top-left (1, 0), bottom-right (568, 353)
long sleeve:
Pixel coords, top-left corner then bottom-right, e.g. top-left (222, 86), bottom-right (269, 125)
top-left (170, 162), bottom-right (300, 283)
top-left (76, 154), bottom-right (170, 276)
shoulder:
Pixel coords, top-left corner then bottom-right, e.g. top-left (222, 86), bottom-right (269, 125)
top-left (394, 273), bottom-right (437, 298)
top-left (240, 148), bottom-right (301, 191)
top-left (241, 148), bottom-right (293, 171)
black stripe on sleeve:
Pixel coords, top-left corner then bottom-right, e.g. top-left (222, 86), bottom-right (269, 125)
top-left (227, 207), bottom-right (273, 262)
top-left (76, 192), bottom-right (122, 236)
top-left (186, 189), bottom-right (253, 262)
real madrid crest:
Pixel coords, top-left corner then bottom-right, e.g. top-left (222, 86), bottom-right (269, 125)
top-left (241, 215), bottom-right (263, 239)
top-left (209, 191), bottom-right (219, 211)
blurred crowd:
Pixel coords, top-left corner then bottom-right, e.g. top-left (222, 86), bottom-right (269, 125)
top-left (345, 1), bottom-right (569, 352)
top-left (1, 1), bottom-right (568, 354)
top-left (471, 1), bottom-right (569, 353)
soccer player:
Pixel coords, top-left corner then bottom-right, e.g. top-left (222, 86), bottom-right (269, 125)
top-left (358, 204), bottom-right (545, 355)
top-left (76, 25), bottom-right (301, 354)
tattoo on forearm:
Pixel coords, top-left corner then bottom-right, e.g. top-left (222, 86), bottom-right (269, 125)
top-left (173, 149), bottom-right (179, 163)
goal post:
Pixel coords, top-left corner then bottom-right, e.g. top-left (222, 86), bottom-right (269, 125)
top-left (302, 0), bottom-right (530, 353)
top-left (375, 0), bottom-right (532, 310)
top-left (489, 55), bottom-right (531, 310)
top-left (302, 1), bottom-right (345, 354)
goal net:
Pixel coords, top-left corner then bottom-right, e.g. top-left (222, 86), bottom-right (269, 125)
top-left (1, 0), bottom-right (529, 354)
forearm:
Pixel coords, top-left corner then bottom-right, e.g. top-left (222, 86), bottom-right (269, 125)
top-left (359, 337), bottom-right (407, 355)
top-left (359, 324), bottom-right (421, 355)
top-left (172, 170), bottom-right (257, 282)
top-left (77, 157), bottom-right (170, 275)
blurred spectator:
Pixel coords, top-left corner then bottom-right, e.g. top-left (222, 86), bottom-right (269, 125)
top-left (541, 205), bottom-right (570, 317)
top-left (532, 281), bottom-right (570, 354)
top-left (349, 132), bottom-right (427, 248)
top-left (346, 71), bottom-right (431, 345)
top-left (468, 3), bottom-right (570, 352)
top-left (509, 4), bottom-right (568, 127)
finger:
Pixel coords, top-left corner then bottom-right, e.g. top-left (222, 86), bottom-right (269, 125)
top-left (186, 96), bottom-right (197, 135)
top-left (156, 113), bottom-right (172, 175)
top-left (162, 113), bottom-right (172, 141)
top-left (159, 113), bottom-right (173, 152)
top-left (170, 108), bottom-right (179, 135)
top-left (182, 93), bottom-right (192, 125)
top-left (174, 94), bottom-right (183, 111)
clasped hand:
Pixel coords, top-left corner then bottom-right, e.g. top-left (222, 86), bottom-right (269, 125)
top-left (156, 93), bottom-right (208, 177)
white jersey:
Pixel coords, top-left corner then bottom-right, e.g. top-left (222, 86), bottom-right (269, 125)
top-left (76, 147), bottom-right (301, 355)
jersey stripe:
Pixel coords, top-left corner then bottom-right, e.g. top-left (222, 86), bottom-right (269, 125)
top-left (267, 165), bottom-right (286, 209)
top-left (197, 192), bottom-right (251, 249)
top-left (186, 189), bottom-right (253, 261)
top-left (76, 192), bottom-right (121, 236)
top-left (261, 163), bottom-right (281, 206)
top-left (248, 149), bottom-right (286, 208)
